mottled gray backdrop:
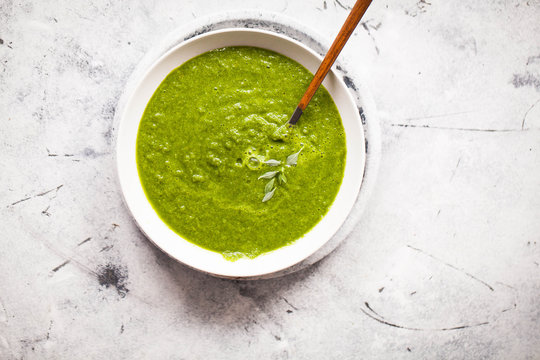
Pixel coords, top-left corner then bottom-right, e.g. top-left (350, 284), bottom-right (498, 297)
top-left (1, 0), bottom-right (540, 359)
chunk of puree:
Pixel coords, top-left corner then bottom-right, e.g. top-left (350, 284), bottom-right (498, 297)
top-left (136, 46), bottom-right (346, 260)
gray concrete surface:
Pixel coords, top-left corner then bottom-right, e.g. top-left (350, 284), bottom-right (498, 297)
top-left (1, 0), bottom-right (539, 359)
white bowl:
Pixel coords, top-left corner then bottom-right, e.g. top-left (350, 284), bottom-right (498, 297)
top-left (116, 28), bottom-right (365, 279)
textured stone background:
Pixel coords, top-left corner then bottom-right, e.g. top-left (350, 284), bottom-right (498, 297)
top-left (1, 0), bottom-right (540, 359)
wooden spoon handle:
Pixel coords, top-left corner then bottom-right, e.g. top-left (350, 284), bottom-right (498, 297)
top-left (289, 0), bottom-right (373, 125)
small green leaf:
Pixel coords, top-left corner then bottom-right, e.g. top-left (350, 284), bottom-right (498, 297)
top-left (258, 171), bottom-right (279, 180)
top-left (262, 188), bottom-right (276, 202)
top-left (265, 178), bottom-right (275, 193)
top-left (280, 172), bottom-right (287, 184)
top-left (264, 159), bottom-right (281, 166)
top-left (286, 148), bottom-right (303, 166)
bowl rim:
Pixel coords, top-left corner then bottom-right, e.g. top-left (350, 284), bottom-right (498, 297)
top-left (116, 27), bottom-right (366, 278)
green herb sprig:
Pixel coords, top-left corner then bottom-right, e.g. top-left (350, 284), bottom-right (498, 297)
top-left (258, 148), bottom-right (302, 202)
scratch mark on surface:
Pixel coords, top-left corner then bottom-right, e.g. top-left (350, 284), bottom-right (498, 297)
top-left (450, 157), bottom-right (461, 182)
top-left (407, 245), bottom-right (495, 291)
top-left (99, 245), bottom-right (114, 253)
top-left (405, 0), bottom-right (431, 17)
top-left (46, 320), bottom-right (53, 340)
top-left (0, 298), bottom-right (7, 323)
top-left (436, 209), bottom-right (441, 217)
top-left (335, 0), bottom-right (352, 10)
top-left (495, 282), bottom-right (518, 313)
top-left (77, 237), bottom-right (91, 246)
top-left (282, 297), bottom-right (299, 311)
top-left (403, 111), bottom-right (475, 122)
top-left (36, 184), bottom-right (63, 197)
top-left (41, 205), bottom-right (51, 217)
top-left (120, 324), bottom-right (124, 334)
top-left (51, 260), bottom-right (70, 272)
top-left (391, 124), bottom-right (529, 132)
top-left (359, 308), bottom-right (416, 330)
top-left (360, 305), bottom-right (489, 331)
top-left (10, 196), bottom-right (31, 206)
top-left (521, 98), bottom-right (540, 129)
top-left (47, 148), bottom-right (74, 158)
top-left (65, 7), bottom-right (92, 21)
top-left (501, 304), bottom-right (517, 313)
top-left (365, 302), bottom-right (384, 318)
top-left (8, 184), bottom-right (63, 207)
top-left (360, 20), bottom-right (381, 54)
top-left (496, 282), bottom-right (516, 290)
top-left (20, 320), bottom-right (54, 349)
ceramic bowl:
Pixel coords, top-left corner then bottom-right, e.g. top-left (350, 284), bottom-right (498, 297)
top-left (116, 28), bottom-right (365, 278)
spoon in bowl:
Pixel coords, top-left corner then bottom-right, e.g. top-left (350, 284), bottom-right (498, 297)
top-left (288, 0), bottom-right (373, 125)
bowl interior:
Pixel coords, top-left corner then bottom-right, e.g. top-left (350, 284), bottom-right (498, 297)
top-left (116, 29), bottom-right (365, 278)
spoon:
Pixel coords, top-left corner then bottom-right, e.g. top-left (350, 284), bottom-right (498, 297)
top-left (288, 0), bottom-right (373, 125)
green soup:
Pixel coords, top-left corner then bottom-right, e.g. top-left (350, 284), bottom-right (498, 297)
top-left (136, 46), bottom-right (346, 259)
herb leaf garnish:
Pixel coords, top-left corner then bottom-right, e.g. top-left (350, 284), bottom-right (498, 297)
top-left (262, 188), bottom-right (276, 202)
top-left (258, 148), bottom-right (301, 202)
top-left (286, 148), bottom-right (303, 166)
top-left (265, 178), bottom-right (275, 193)
top-left (264, 159), bottom-right (281, 166)
top-left (258, 171), bottom-right (279, 180)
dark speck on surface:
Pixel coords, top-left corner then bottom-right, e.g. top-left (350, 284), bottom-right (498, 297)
top-left (343, 75), bottom-right (358, 91)
top-left (183, 25), bottom-right (216, 41)
top-left (526, 54), bottom-right (540, 65)
top-left (83, 147), bottom-right (97, 158)
top-left (0, 39), bottom-right (3, 45)
top-left (97, 263), bottom-right (129, 297)
top-left (511, 72), bottom-right (540, 91)
top-left (358, 107), bottom-right (367, 125)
